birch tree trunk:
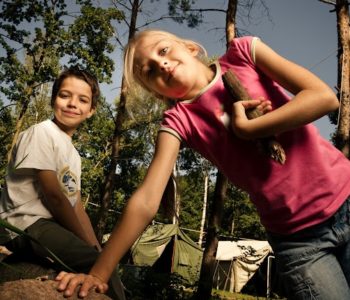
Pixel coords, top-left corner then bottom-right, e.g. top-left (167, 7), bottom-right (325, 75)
top-left (196, 172), bottom-right (228, 299)
top-left (172, 165), bottom-right (180, 225)
top-left (198, 173), bottom-right (208, 247)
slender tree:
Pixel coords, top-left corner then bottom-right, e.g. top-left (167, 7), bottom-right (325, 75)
top-left (94, 0), bottom-right (140, 242)
top-left (320, 0), bottom-right (350, 158)
top-left (334, 0), bottom-right (350, 157)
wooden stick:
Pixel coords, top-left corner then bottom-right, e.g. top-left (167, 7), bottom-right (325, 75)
top-left (222, 70), bottom-right (286, 164)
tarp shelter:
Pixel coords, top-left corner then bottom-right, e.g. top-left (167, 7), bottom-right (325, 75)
top-left (213, 240), bottom-right (272, 293)
top-left (131, 224), bottom-right (203, 284)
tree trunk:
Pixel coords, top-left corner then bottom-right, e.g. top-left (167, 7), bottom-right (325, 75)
top-left (335, 0), bottom-right (350, 158)
top-left (172, 165), bottom-right (180, 224)
top-left (6, 90), bottom-right (32, 161)
top-left (225, 0), bottom-right (237, 49)
top-left (95, 0), bottom-right (140, 242)
top-left (196, 172), bottom-right (228, 299)
top-left (196, 1), bottom-right (237, 298)
top-left (198, 173), bottom-right (208, 247)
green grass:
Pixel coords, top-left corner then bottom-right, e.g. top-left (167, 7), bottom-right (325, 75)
top-left (212, 289), bottom-right (285, 300)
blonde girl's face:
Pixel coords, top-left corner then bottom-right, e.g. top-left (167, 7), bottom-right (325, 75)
top-left (133, 34), bottom-right (210, 100)
top-left (53, 76), bottom-right (95, 136)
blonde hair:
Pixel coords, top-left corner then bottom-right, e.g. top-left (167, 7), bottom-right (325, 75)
top-left (123, 29), bottom-right (207, 100)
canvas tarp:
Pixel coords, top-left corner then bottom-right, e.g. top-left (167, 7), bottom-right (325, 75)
top-left (213, 240), bottom-right (272, 293)
top-left (131, 224), bottom-right (203, 284)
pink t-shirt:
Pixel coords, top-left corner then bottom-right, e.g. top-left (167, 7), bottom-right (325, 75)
top-left (160, 36), bottom-right (350, 234)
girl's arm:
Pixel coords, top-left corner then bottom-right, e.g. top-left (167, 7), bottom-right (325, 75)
top-left (231, 39), bottom-right (339, 139)
top-left (38, 170), bottom-right (92, 243)
top-left (74, 195), bottom-right (102, 251)
top-left (56, 131), bottom-right (181, 298)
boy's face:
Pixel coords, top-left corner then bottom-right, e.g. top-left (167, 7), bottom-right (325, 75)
top-left (52, 76), bottom-right (95, 136)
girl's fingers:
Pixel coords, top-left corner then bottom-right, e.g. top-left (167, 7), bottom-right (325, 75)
top-left (55, 271), bottom-right (67, 281)
top-left (257, 100), bottom-right (272, 114)
top-left (238, 99), bottom-right (262, 109)
top-left (78, 275), bottom-right (108, 297)
top-left (56, 273), bottom-right (86, 296)
top-left (56, 272), bottom-right (109, 298)
top-left (235, 99), bottom-right (272, 114)
top-left (56, 272), bottom-right (78, 291)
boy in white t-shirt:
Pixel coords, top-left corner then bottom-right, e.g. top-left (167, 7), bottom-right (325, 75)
top-left (0, 68), bottom-right (125, 299)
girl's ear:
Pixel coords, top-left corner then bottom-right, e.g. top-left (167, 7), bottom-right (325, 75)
top-left (185, 42), bottom-right (200, 57)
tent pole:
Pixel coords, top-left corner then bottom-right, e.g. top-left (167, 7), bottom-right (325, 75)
top-left (266, 255), bottom-right (275, 299)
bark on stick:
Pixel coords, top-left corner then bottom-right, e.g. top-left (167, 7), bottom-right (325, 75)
top-left (222, 70), bottom-right (286, 164)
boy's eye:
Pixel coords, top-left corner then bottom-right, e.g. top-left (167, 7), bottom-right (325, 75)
top-left (79, 97), bottom-right (90, 104)
top-left (59, 92), bottom-right (69, 98)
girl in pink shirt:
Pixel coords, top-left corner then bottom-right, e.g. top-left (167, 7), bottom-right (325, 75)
top-left (57, 29), bottom-right (350, 299)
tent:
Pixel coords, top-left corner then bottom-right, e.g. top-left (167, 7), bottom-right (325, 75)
top-left (131, 223), bottom-right (203, 284)
top-left (213, 240), bottom-right (272, 293)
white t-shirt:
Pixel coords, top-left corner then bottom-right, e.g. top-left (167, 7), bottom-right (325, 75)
top-left (0, 120), bottom-right (81, 240)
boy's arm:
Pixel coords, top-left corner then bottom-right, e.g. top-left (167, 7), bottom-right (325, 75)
top-left (74, 195), bottom-right (102, 251)
top-left (57, 131), bottom-right (181, 297)
top-left (231, 39), bottom-right (339, 139)
top-left (37, 170), bottom-right (91, 244)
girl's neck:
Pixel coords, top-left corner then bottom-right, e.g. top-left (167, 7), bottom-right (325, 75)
top-left (178, 64), bottom-right (215, 101)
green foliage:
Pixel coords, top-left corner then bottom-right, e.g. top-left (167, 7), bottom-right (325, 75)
top-left (0, 104), bottom-right (16, 186)
top-left (176, 171), bottom-right (208, 241)
top-left (0, 86), bottom-right (51, 187)
top-left (121, 265), bottom-right (195, 299)
top-left (75, 86), bottom-right (167, 233)
top-left (0, 0), bottom-right (123, 104)
top-left (221, 184), bottom-right (266, 240)
top-left (168, 0), bottom-right (203, 28)
top-left (74, 97), bottom-right (115, 203)
top-left (65, 3), bottom-right (124, 83)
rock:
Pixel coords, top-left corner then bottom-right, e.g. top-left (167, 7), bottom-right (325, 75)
top-left (0, 257), bottom-right (57, 283)
top-left (0, 279), bottom-right (112, 300)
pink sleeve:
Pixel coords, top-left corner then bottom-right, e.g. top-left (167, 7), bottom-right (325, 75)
top-left (160, 109), bottom-right (185, 142)
top-left (224, 36), bottom-right (256, 67)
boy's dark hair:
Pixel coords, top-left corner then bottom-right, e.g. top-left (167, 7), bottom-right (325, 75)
top-left (51, 67), bottom-right (100, 108)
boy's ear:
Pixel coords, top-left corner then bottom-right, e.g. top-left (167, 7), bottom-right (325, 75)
top-left (87, 107), bottom-right (96, 118)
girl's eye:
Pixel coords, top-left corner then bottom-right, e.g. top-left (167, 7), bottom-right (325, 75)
top-left (160, 47), bottom-right (168, 56)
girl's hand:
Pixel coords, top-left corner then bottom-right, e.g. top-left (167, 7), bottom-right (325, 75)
top-left (232, 98), bottom-right (272, 139)
top-left (56, 271), bottom-right (108, 298)
top-left (256, 98), bottom-right (272, 115)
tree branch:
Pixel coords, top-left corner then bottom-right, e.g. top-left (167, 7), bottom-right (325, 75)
top-left (318, 0), bottom-right (337, 5)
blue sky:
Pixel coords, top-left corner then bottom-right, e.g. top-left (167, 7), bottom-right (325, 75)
top-left (103, 0), bottom-right (338, 139)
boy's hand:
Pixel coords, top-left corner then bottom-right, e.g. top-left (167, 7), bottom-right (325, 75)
top-left (56, 271), bottom-right (108, 298)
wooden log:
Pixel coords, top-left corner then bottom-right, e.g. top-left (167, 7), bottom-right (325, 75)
top-left (222, 70), bottom-right (286, 164)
